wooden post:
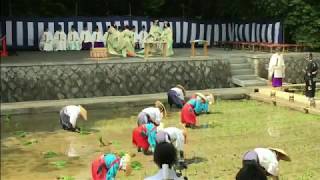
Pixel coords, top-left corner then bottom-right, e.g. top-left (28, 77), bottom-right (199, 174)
top-left (162, 42), bottom-right (167, 57)
top-left (204, 41), bottom-right (208, 56)
top-left (191, 41), bottom-right (195, 57)
top-left (144, 43), bottom-right (149, 59)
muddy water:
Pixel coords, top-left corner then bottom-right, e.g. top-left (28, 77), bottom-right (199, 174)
top-left (1, 107), bottom-right (162, 180)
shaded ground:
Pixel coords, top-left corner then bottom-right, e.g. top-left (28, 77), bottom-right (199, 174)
top-left (1, 100), bottom-right (320, 180)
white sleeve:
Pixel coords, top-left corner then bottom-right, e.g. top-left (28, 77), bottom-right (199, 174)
top-left (267, 161), bottom-right (279, 176)
top-left (155, 110), bottom-right (162, 125)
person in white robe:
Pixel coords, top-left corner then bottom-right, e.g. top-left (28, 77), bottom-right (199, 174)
top-left (156, 127), bottom-right (187, 169)
top-left (144, 143), bottom-right (184, 180)
top-left (53, 25), bottom-right (67, 51)
top-left (138, 25), bottom-right (148, 49)
top-left (80, 25), bottom-right (93, 50)
top-left (39, 27), bottom-right (53, 52)
top-left (92, 25), bottom-right (105, 48)
top-left (268, 49), bottom-right (285, 88)
top-left (67, 25), bottom-right (81, 50)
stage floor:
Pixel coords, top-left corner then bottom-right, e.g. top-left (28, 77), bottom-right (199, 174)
top-left (1, 48), bottom-right (275, 66)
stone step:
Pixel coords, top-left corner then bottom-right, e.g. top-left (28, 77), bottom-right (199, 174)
top-left (230, 63), bottom-right (251, 69)
top-left (229, 58), bottom-right (247, 64)
top-left (231, 69), bottom-right (254, 76)
top-left (232, 75), bottom-right (260, 80)
top-left (232, 78), bottom-right (267, 87)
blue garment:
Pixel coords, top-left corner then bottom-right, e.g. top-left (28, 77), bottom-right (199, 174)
top-left (187, 98), bottom-right (209, 114)
top-left (145, 123), bottom-right (157, 151)
top-left (104, 154), bottom-right (120, 180)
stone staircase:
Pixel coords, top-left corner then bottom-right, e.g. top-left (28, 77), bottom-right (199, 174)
top-left (230, 57), bottom-right (267, 87)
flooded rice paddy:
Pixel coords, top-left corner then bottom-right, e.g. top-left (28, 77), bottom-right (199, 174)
top-left (1, 100), bottom-right (320, 180)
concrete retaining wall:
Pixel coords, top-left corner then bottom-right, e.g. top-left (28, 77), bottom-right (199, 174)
top-left (1, 59), bottom-right (232, 102)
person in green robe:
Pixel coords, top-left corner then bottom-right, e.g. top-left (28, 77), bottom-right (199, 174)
top-left (148, 20), bottom-right (162, 41)
top-left (106, 24), bottom-right (135, 57)
top-left (121, 25), bottom-right (135, 56)
top-left (161, 22), bottom-right (174, 56)
top-left (106, 24), bottom-right (121, 56)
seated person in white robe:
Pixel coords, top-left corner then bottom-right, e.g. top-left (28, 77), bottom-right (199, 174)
top-left (67, 25), bottom-right (81, 50)
top-left (39, 27), bottom-right (53, 52)
top-left (138, 25), bottom-right (148, 49)
top-left (80, 25), bottom-right (93, 50)
top-left (92, 25), bottom-right (104, 48)
top-left (53, 25), bottom-right (67, 51)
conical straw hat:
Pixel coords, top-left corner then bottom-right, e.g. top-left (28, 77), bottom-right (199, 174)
top-left (268, 147), bottom-right (291, 161)
top-left (155, 101), bottom-right (167, 118)
top-left (79, 105), bottom-right (87, 120)
top-left (176, 84), bottom-right (186, 96)
top-left (195, 93), bottom-right (207, 102)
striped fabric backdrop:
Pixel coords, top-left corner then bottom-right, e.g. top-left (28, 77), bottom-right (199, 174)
top-left (0, 16), bottom-right (283, 49)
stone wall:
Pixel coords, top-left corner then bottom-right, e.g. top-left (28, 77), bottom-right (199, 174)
top-left (248, 53), bottom-right (320, 84)
top-left (1, 59), bottom-right (232, 102)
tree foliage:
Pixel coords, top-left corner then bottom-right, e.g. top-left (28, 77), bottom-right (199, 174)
top-left (2, 0), bottom-right (320, 49)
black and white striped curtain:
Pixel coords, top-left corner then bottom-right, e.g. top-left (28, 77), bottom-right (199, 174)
top-left (0, 16), bottom-right (283, 49)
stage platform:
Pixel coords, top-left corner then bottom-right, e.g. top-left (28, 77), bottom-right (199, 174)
top-left (1, 48), bottom-right (275, 66)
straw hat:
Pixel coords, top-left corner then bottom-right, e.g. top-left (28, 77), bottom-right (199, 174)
top-left (205, 93), bottom-right (215, 104)
top-left (79, 105), bottom-right (87, 120)
top-left (268, 147), bottom-right (291, 161)
top-left (195, 93), bottom-right (207, 102)
top-left (155, 101), bottom-right (167, 118)
top-left (120, 153), bottom-right (132, 175)
top-left (176, 84), bottom-right (186, 96)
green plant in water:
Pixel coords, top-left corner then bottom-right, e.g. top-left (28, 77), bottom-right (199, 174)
top-left (22, 139), bottom-right (38, 146)
top-left (131, 161), bottom-right (143, 170)
top-left (51, 160), bottom-right (67, 169)
top-left (57, 176), bottom-right (75, 180)
top-left (118, 151), bottom-right (126, 157)
top-left (43, 151), bottom-right (58, 158)
top-left (14, 131), bottom-right (27, 138)
top-left (79, 127), bottom-right (91, 135)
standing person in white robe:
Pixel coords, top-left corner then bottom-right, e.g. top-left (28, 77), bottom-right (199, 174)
top-left (39, 27), bottom-right (54, 52)
top-left (67, 25), bottom-right (81, 50)
top-left (138, 25), bottom-right (148, 49)
top-left (92, 25), bottom-right (105, 48)
top-left (53, 25), bottom-right (67, 51)
top-left (80, 25), bottom-right (93, 50)
top-left (268, 48), bottom-right (285, 88)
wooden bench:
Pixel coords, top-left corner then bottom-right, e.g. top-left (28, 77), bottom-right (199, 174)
top-left (144, 41), bottom-right (167, 59)
top-left (90, 48), bottom-right (108, 58)
top-left (190, 40), bottom-right (208, 57)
